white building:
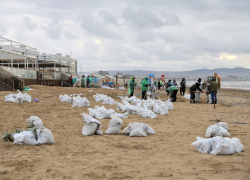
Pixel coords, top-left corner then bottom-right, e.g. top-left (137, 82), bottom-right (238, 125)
top-left (0, 36), bottom-right (77, 74)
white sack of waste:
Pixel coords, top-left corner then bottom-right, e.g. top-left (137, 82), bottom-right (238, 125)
top-left (4, 97), bottom-right (18, 103)
top-left (153, 104), bottom-right (161, 114)
top-left (165, 102), bottom-right (174, 110)
top-left (5, 94), bottom-right (16, 100)
top-left (191, 136), bottom-right (243, 155)
top-left (129, 123), bottom-right (147, 137)
top-left (23, 93), bottom-right (32, 102)
top-left (105, 116), bottom-right (123, 134)
top-left (26, 116), bottom-right (43, 126)
top-left (184, 94), bottom-right (190, 99)
top-left (210, 137), bottom-right (243, 155)
top-left (88, 108), bottom-right (97, 118)
top-left (123, 123), bottom-right (155, 136)
top-left (36, 127), bottom-right (55, 145)
top-left (160, 103), bottom-right (169, 115)
top-left (14, 131), bottom-right (38, 146)
top-left (216, 122), bottom-right (229, 131)
top-left (191, 137), bottom-right (213, 154)
top-left (81, 113), bottom-right (102, 136)
top-left (61, 95), bottom-right (72, 103)
top-left (205, 125), bottom-right (230, 138)
top-left (16, 92), bottom-right (24, 103)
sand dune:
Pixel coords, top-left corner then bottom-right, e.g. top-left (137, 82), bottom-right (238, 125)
top-left (0, 86), bottom-right (249, 180)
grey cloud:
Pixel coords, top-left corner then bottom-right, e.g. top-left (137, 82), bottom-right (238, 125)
top-left (42, 15), bottom-right (62, 39)
top-left (79, 13), bottom-right (122, 39)
top-left (99, 10), bottom-right (120, 26)
top-left (22, 16), bottom-right (37, 31)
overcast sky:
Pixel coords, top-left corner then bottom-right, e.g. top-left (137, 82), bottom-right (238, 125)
top-left (0, 0), bottom-right (250, 72)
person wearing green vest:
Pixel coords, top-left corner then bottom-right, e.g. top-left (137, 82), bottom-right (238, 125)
top-left (128, 76), bottom-right (137, 97)
top-left (141, 77), bottom-right (149, 100)
top-left (81, 75), bottom-right (85, 87)
top-left (166, 85), bottom-right (178, 102)
top-left (209, 77), bottom-right (219, 104)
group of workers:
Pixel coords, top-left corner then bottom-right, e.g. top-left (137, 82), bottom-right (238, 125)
top-left (70, 75), bottom-right (98, 88)
top-left (128, 76), bottom-right (219, 103)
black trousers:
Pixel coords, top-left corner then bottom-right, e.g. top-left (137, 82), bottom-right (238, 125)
top-left (180, 86), bottom-right (186, 95)
top-left (130, 91), bottom-right (134, 98)
top-left (142, 91), bottom-right (147, 100)
top-left (171, 90), bottom-right (178, 102)
top-left (190, 92), bottom-right (195, 102)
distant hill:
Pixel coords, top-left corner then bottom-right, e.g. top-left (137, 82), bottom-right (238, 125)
top-left (78, 67), bottom-right (250, 77)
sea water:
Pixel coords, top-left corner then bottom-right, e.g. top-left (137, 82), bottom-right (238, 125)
top-left (185, 81), bottom-right (250, 90)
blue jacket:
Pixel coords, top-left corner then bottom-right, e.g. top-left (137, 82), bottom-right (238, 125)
top-left (167, 82), bottom-right (176, 88)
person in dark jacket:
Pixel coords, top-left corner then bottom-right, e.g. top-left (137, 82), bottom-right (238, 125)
top-left (180, 78), bottom-right (186, 95)
top-left (173, 79), bottom-right (177, 86)
top-left (157, 80), bottom-right (161, 89)
top-left (209, 77), bottom-right (219, 104)
top-left (189, 82), bottom-right (204, 103)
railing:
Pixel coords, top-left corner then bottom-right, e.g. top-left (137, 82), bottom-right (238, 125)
top-left (0, 66), bottom-right (24, 90)
top-left (0, 73), bottom-right (14, 91)
top-left (1, 66), bottom-right (37, 79)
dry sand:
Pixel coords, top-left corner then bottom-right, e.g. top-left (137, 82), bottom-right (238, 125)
top-left (0, 86), bottom-right (249, 180)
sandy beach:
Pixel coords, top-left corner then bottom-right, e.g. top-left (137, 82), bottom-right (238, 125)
top-left (0, 86), bottom-right (249, 180)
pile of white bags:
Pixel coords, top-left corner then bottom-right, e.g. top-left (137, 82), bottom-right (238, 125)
top-left (191, 136), bottom-right (243, 155)
top-left (5, 91), bottom-right (31, 103)
top-left (115, 97), bottom-right (172, 118)
top-left (59, 94), bottom-right (72, 103)
top-left (72, 95), bottom-right (90, 107)
top-left (59, 94), bottom-right (90, 107)
top-left (205, 124), bottom-right (230, 138)
top-left (81, 113), bottom-right (102, 136)
top-left (93, 93), bottom-right (115, 105)
top-left (88, 106), bottom-right (128, 119)
top-left (123, 122), bottom-right (155, 137)
top-left (26, 116), bottom-right (43, 126)
top-left (105, 116), bottom-right (123, 134)
top-left (13, 116), bottom-right (55, 146)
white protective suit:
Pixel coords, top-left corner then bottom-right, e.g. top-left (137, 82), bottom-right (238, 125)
top-left (149, 78), bottom-right (156, 99)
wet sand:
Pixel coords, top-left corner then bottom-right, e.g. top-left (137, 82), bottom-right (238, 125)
top-left (0, 86), bottom-right (249, 180)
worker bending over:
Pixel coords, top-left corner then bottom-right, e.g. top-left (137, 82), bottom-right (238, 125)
top-left (166, 85), bottom-right (178, 102)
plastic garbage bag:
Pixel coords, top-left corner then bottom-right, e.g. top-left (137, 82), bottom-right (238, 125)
top-left (23, 93), bottom-right (32, 102)
top-left (26, 116), bottom-right (43, 126)
top-left (36, 127), bottom-right (55, 145)
top-left (14, 131), bottom-right (38, 146)
top-left (205, 125), bottom-right (230, 138)
top-left (105, 116), bottom-right (123, 134)
top-left (81, 113), bottom-right (102, 136)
